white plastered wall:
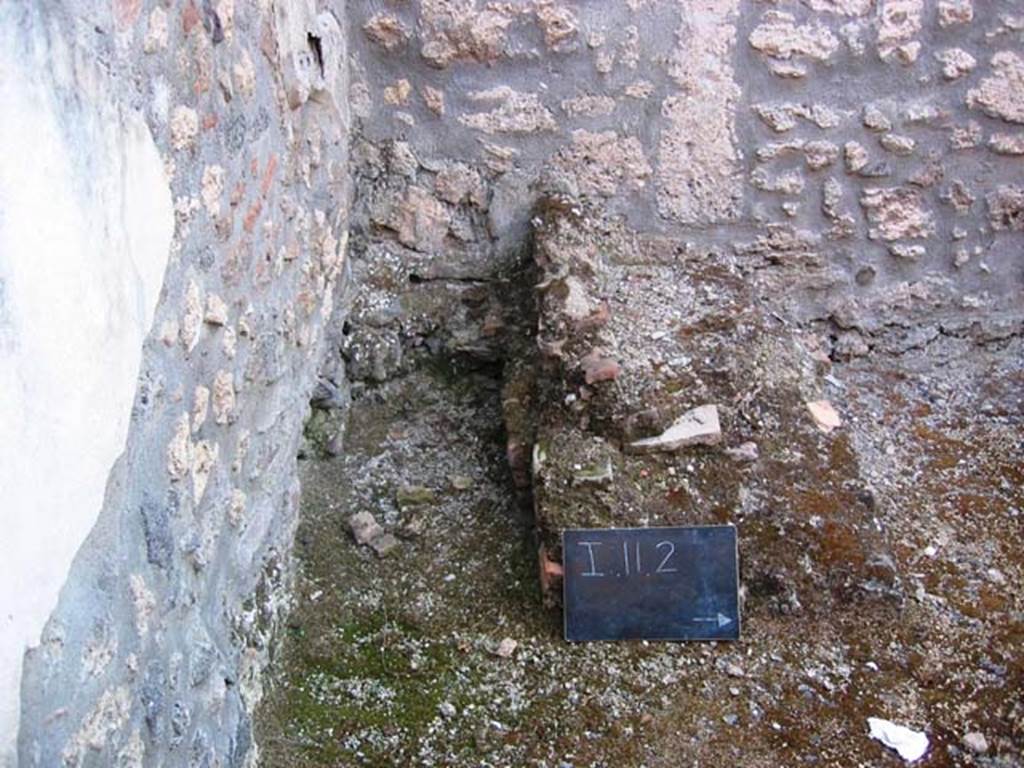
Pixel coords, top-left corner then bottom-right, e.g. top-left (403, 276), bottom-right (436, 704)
top-left (0, 9), bottom-right (173, 765)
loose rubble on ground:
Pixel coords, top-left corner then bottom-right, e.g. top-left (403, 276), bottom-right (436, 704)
top-left (257, 197), bottom-right (1022, 767)
top-left (255, 1), bottom-right (1024, 764)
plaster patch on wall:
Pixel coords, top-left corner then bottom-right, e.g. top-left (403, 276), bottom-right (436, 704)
top-left (0, 7), bottom-right (173, 762)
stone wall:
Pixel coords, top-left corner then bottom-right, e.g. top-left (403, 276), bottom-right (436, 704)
top-left (341, 0), bottom-right (1022, 392)
top-left (4, 0), bottom-right (1022, 765)
top-left (8, 1), bottom-right (349, 766)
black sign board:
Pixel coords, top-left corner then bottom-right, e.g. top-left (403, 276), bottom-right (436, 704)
top-left (562, 525), bottom-right (740, 642)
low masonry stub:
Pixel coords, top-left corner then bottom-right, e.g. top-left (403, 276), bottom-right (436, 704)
top-left (562, 526), bottom-right (740, 642)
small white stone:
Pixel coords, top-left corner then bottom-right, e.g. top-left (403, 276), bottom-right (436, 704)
top-left (167, 413), bottom-right (193, 480)
top-left (180, 281), bottom-right (203, 352)
top-left (191, 441), bottom-right (217, 503)
top-left (200, 165), bottom-right (225, 219)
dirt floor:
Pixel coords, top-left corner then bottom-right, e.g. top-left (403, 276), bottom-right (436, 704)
top-left (255, 335), bottom-right (1022, 767)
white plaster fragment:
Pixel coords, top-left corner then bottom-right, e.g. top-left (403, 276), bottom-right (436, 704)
top-left (626, 405), bottom-right (722, 453)
top-left (867, 717), bottom-right (929, 762)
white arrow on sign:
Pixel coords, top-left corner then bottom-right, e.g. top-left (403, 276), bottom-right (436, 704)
top-left (693, 612), bottom-right (733, 628)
